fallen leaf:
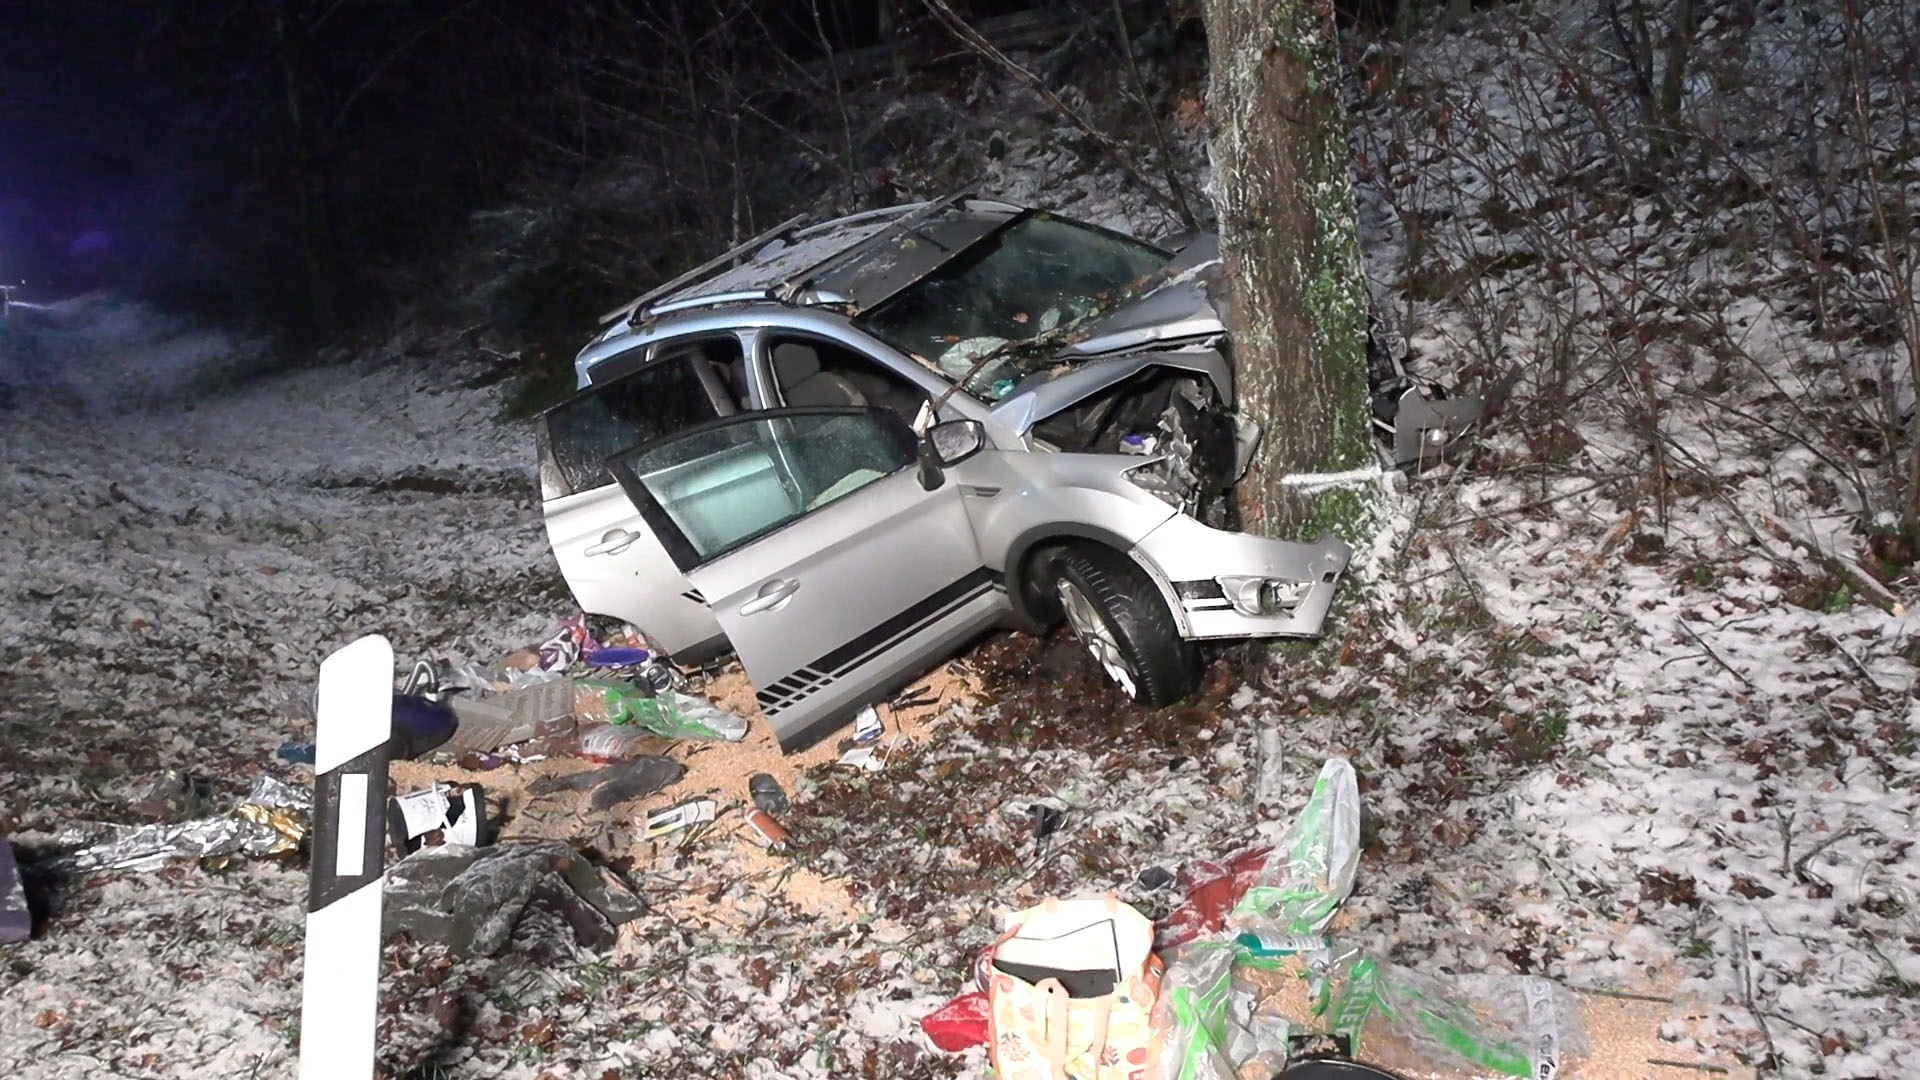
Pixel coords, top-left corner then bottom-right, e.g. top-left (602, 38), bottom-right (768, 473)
top-left (32, 1010), bottom-right (62, 1028)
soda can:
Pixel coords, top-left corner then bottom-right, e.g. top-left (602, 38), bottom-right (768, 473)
top-left (743, 808), bottom-right (789, 849)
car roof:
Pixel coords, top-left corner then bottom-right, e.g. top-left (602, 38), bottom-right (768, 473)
top-left (597, 194), bottom-right (1024, 328)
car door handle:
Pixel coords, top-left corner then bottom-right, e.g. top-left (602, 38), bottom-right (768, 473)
top-left (584, 528), bottom-right (638, 557)
top-left (738, 578), bottom-right (800, 616)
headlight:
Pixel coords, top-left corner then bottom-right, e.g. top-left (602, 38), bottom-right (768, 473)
top-left (1216, 575), bottom-right (1309, 616)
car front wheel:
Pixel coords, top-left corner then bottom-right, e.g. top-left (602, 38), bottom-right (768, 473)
top-left (1046, 545), bottom-right (1201, 707)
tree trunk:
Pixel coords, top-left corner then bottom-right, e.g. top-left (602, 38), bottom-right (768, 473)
top-left (1201, 0), bottom-right (1376, 541)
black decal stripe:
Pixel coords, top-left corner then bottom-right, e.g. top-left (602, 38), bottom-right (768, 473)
top-left (754, 570), bottom-right (1001, 717)
top-left (826, 580), bottom-right (993, 679)
top-left (810, 569), bottom-right (997, 676)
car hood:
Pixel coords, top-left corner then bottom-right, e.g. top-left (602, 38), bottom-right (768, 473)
top-left (1060, 233), bottom-right (1225, 357)
top-left (987, 235), bottom-right (1233, 435)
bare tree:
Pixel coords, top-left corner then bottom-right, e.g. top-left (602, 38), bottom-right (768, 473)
top-left (1201, 0), bottom-right (1377, 539)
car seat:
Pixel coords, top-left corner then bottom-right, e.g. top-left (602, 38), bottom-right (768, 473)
top-left (772, 342), bottom-right (866, 408)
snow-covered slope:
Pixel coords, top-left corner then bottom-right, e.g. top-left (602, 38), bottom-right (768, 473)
top-left (3, 3), bottom-right (1918, 1074)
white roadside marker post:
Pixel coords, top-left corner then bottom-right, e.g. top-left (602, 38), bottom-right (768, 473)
top-left (298, 635), bottom-right (395, 1080)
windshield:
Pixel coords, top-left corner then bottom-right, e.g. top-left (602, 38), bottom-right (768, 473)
top-left (856, 213), bottom-right (1167, 402)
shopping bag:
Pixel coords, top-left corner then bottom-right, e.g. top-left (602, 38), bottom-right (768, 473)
top-left (988, 894), bottom-right (1163, 1080)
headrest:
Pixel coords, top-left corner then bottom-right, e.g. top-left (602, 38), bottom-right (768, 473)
top-left (771, 342), bottom-right (820, 382)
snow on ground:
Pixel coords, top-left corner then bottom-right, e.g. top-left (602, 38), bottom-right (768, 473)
top-left (0, 298), bottom-right (547, 1076)
top-left (4, 5), bottom-right (1919, 1076)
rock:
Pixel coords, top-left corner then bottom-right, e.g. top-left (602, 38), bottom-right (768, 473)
top-left (383, 842), bottom-right (644, 958)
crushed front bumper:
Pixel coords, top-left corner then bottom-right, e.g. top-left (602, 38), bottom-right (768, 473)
top-left (1129, 513), bottom-right (1353, 639)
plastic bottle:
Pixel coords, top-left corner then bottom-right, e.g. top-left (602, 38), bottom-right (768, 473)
top-left (576, 723), bottom-right (652, 762)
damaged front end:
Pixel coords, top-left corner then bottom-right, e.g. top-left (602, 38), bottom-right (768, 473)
top-left (1014, 231), bottom-right (1500, 476)
top-left (1022, 367), bottom-right (1256, 529)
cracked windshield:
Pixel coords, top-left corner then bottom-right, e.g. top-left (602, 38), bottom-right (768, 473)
top-left (857, 212), bottom-right (1166, 401)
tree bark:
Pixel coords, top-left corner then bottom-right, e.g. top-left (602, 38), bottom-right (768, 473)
top-left (1201, 0), bottom-right (1376, 540)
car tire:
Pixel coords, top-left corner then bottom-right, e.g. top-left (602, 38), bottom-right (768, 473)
top-left (1046, 545), bottom-right (1200, 707)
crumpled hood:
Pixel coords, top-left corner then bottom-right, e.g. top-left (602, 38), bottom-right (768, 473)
top-left (1061, 234), bottom-right (1225, 357)
top-left (988, 235), bottom-right (1233, 435)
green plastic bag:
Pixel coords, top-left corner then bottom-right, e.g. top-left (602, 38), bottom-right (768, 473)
top-left (1149, 941), bottom-right (1242, 1080)
top-left (1229, 757), bottom-right (1360, 948)
top-left (1317, 954), bottom-right (1582, 1080)
top-left (1149, 941), bottom-right (1295, 1080)
top-left (579, 681), bottom-right (749, 741)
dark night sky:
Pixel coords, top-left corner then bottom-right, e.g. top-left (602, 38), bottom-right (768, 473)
top-left (0, 0), bottom-right (1053, 324)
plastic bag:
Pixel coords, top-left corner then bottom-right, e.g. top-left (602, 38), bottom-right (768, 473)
top-left (576, 722), bottom-right (655, 762)
top-left (921, 990), bottom-right (991, 1052)
top-left (1148, 940), bottom-right (1295, 1080)
top-left (575, 681), bottom-right (748, 741)
top-left (1229, 757), bottom-right (1359, 949)
top-left (1316, 954), bottom-right (1585, 1080)
top-left (1157, 847), bottom-right (1271, 951)
top-left (1150, 941), bottom-right (1243, 1080)
top-left (444, 659), bottom-right (569, 693)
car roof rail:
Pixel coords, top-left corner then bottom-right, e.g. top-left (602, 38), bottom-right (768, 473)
top-left (598, 213), bottom-right (811, 327)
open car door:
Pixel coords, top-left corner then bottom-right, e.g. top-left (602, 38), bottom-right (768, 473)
top-left (537, 350), bottom-right (738, 659)
top-left (605, 407), bottom-right (1002, 752)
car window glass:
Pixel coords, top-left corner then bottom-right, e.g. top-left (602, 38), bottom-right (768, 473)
top-left (544, 356), bottom-right (717, 494)
top-left (767, 335), bottom-right (928, 424)
top-left (612, 411), bottom-right (913, 563)
top-left (856, 214), bottom-right (1165, 400)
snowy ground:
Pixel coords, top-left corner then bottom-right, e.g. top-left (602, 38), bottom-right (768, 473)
top-left (4, 3), bottom-right (1920, 1076)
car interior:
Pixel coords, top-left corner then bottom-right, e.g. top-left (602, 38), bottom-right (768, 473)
top-left (767, 337), bottom-right (928, 424)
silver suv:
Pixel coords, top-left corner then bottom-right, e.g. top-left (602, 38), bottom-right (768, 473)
top-left (536, 197), bottom-right (1466, 752)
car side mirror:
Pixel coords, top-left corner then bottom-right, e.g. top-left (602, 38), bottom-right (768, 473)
top-left (927, 419), bottom-right (986, 467)
top-left (916, 420), bottom-right (985, 491)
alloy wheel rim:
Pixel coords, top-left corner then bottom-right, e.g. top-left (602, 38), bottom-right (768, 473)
top-left (1056, 579), bottom-right (1139, 698)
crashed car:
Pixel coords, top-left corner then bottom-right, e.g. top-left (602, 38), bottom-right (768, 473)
top-left (537, 196), bottom-right (1480, 752)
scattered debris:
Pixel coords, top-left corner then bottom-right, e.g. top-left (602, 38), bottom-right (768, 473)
top-left (1230, 757), bottom-right (1359, 948)
top-left (445, 678), bottom-right (576, 753)
top-left (382, 840), bottom-right (644, 958)
top-left (573, 722), bottom-right (656, 762)
top-left (575, 681), bottom-right (748, 741)
top-left (987, 895), bottom-right (1161, 1076)
top-left (642, 799), bottom-right (716, 840)
top-left (851, 705), bottom-right (882, 744)
top-left (277, 740), bottom-right (317, 765)
top-left (748, 772), bottom-right (788, 816)
top-left (1136, 866), bottom-right (1177, 892)
top-left (583, 645), bottom-right (648, 667)
top-left (386, 784), bottom-right (485, 853)
top-left (919, 990), bottom-right (990, 1052)
top-left (389, 694), bottom-right (457, 760)
top-left (837, 746), bottom-right (883, 772)
top-left (527, 757), bottom-right (684, 811)
top-left (532, 615), bottom-right (591, 672)
top-left (742, 808), bottom-right (789, 849)
top-left (47, 776), bottom-right (311, 874)
top-left (128, 770), bottom-right (211, 822)
top-left (1027, 802), bottom-right (1065, 840)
